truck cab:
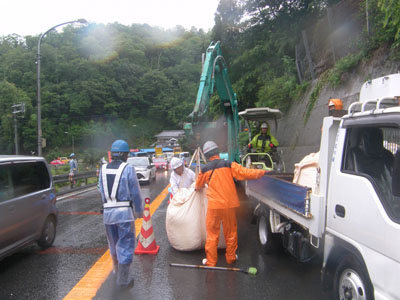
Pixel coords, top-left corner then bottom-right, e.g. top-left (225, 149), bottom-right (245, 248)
top-left (321, 74), bottom-right (400, 300)
top-left (247, 74), bottom-right (400, 300)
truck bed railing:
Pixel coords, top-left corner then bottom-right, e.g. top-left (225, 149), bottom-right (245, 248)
top-left (348, 97), bottom-right (399, 114)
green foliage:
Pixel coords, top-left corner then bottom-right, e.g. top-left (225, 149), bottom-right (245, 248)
top-left (81, 148), bottom-right (105, 168)
top-left (1, 0), bottom-right (399, 158)
top-left (327, 51), bottom-right (366, 87)
top-left (256, 74), bottom-right (298, 112)
top-left (45, 147), bottom-right (63, 162)
top-left (378, 0), bottom-right (400, 45)
top-left (0, 24), bottom-right (210, 155)
top-left (238, 131), bottom-right (250, 151)
top-left (305, 71), bottom-right (330, 123)
top-left (0, 80), bottom-right (32, 154)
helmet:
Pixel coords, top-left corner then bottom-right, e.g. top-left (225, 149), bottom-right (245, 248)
top-left (261, 123), bottom-right (268, 129)
top-left (111, 140), bottom-right (130, 153)
top-left (203, 141), bottom-right (218, 155)
top-left (171, 157), bottom-right (183, 170)
top-left (69, 153), bottom-right (75, 158)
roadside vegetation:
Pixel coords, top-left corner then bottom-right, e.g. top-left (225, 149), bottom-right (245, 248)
top-left (1, 0), bottom-right (400, 157)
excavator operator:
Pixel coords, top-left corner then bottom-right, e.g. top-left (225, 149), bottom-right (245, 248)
top-left (248, 122), bottom-right (279, 154)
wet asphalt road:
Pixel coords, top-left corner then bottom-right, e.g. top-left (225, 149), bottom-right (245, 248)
top-left (0, 170), bottom-right (333, 300)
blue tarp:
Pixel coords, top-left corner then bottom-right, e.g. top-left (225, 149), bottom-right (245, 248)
top-left (133, 148), bottom-right (173, 153)
top-left (140, 148), bottom-right (155, 153)
top-left (248, 175), bottom-right (310, 215)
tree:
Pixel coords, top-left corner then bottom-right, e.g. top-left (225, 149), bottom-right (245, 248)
top-left (0, 80), bottom-right (32, 154)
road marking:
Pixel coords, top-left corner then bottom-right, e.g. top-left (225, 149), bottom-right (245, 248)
top-left (57, 187), bottom-right (98, 201)
top-left (63, 184), bottom-right (170, 300)
top-left (37, 247), bottom-right (108, 255)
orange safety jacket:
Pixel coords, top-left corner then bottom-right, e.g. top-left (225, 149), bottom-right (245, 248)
top-left (196, 155), bottom-right (265, 209)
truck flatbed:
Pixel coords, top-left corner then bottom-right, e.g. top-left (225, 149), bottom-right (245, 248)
top-left (247, 173), bottom-right (312, 217)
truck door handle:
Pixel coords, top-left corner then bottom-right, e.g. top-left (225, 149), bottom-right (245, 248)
top-left (335, 205), bottom-right (346, 218)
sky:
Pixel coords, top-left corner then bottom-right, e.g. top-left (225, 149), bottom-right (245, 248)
top-left (0, 0), bottom-right (220, 37)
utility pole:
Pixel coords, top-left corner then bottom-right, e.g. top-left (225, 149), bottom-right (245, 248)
top-left (12, 103), bottom-right (25, 155)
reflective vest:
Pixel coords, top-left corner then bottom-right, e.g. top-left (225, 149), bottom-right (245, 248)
top-left (101, 162), bottom-right (131, 209)
top-left (256, 134), bottom-right (272, 152)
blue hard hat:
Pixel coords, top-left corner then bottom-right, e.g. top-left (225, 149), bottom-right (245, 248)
top-left (111, 140), bottom-right (130, 153)
top-left (70, 153), bottom-right (75, 158)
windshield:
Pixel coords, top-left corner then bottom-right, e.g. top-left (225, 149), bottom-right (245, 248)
top-left (128, 157), bottom-right (149, 166)
top-left (154, 158), bottom-right (166, 163)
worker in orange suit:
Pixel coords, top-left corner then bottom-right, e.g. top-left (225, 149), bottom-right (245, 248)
top-left (196, 141), bottom-right (267, 267)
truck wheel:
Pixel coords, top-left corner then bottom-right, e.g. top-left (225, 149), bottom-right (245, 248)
top-left (334, 255), bottom-right (373, 300)
top-left (257, 215), bottom-right (274, 254)
top-left (37, 216), bottom-right (57, 249)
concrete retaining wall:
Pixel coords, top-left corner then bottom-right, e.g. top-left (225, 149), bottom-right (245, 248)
top-left (277, 47), bottom-right (400, 172)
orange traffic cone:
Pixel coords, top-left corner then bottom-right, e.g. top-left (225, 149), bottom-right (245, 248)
top-left (134, 197), bottom-right (160, 255)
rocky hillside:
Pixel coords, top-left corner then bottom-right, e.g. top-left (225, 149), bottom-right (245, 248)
top-left (277, 46), bottom-right (400, 171)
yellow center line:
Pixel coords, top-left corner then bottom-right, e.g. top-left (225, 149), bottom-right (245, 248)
top-left (63, 184), bottom-right (170, 300)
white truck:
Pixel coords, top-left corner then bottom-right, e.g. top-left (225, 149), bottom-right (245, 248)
top-left (247, 74), bottom-right (400, 300)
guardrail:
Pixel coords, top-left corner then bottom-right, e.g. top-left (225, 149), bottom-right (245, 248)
top-left (53, 171), bottom-right (98, 196)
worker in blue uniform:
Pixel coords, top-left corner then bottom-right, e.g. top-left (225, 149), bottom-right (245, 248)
top-left (69, 153), bottom-right (78, 188)
top-left (98, 139), bottom-right (144, 289)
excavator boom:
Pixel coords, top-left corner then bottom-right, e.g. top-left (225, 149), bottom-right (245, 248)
top-left (189, 41), bottom-right (240, 163)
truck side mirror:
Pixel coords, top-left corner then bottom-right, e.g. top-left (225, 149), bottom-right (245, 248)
top-left (393, 151), bottom-right (400, 197)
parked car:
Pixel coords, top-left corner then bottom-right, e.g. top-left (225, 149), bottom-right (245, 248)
top-left (153, 157), bottom-right (168, 170)
top-left (129, 151), bottom-right (150, 158)
top-left (50, 159), bottom-right (65, 165)
top-left (179, 152), bottom-right (191, 166)
top-left (165, 152), bottom-right (174, 164)
top-left (0, 156), bottom-right (58, 261)
top-left (127, 157), bottom-right (156, 184)
top-left (59, 157), bottom-right (69, 164)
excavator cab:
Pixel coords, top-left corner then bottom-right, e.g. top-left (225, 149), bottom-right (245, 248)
top-left (239, 107), bottom-right (285, 172)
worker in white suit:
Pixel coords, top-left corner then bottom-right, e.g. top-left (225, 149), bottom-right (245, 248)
top-left (169, 157), bottom-right (196, 195)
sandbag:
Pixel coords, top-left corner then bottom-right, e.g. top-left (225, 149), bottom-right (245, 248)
top-left (293, 152), bottom-right (320, 192)
top-left (166, 185), bottom-right (206, 251)
top-left (166, 184), bottom-right (225, 251)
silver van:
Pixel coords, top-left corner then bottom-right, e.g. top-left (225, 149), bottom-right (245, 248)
top-left (0, 156), bottom-right (58, 261)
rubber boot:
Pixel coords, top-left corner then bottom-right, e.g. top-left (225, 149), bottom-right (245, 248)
top-left (116, 263), bottom-right (134, 289)
top-left (111, 255), bottom-right (118, 274)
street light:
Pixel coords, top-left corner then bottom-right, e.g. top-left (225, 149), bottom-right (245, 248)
top-left (64, 132), bottom-right (75, 153)
top-left (37, 19), bottom-right (87, 156)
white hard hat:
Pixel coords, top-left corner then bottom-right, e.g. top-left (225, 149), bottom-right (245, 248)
top-left (261, 122), bottom-right (268, 129)
top-left (171, 157), bottom-right (184, 169)
top-left (203, 141), bottom-right (218, 155)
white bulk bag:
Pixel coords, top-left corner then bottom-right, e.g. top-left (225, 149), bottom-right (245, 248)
top-left (292, 152), bottom-right (320, 192)
top-left (166, 185), bottom-right (206, 251)
top-left (166, 183), bottom-right (225, 251)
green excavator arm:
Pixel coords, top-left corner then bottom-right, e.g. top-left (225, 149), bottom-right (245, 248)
top-left (188, 41), bottom-right (240, 163)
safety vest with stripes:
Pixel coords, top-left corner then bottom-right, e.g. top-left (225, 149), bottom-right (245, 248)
top-left (101, 162), bottom-right (131, 209)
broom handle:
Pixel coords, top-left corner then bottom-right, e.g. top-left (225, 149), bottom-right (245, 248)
top-left (170, 263), bottom-right (244, 273)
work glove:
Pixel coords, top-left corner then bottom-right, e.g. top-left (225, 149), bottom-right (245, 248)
top-left (247, 143), bottom-right (253, 153)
